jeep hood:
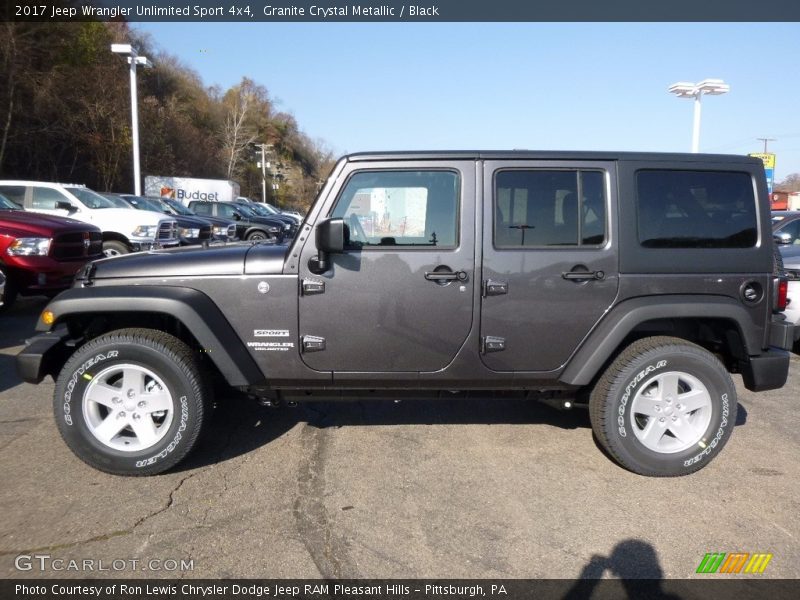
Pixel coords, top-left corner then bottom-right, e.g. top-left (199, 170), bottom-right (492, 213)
top-left (83, 242), bottom-right (289, 280)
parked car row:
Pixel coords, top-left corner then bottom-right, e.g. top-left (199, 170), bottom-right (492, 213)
top-left (0, 179), bottom-right (302, 312)
top-left (0, 192), bottom-right (103, 312)
top-left (773, 211), bottom-right (800, 351)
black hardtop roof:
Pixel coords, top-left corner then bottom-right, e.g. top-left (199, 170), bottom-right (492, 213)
top-left (345, 150), bottom-right (761, 164)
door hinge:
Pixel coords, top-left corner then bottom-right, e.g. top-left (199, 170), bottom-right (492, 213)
top-left (481, 336), bottom-right (506, 353)
top-left (482, 279), bottom-right (508, 297)
top-left (301, 335), bottom-right (326, 352)
top-left (301, 278), bottom-right (325, 295)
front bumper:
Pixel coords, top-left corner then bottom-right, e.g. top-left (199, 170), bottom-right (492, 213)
top-left (129, 239), bottom-right (180, 252)
top-left (16, 327), bottom-right (72, 384)
top-left (2, 258), bottom-right (88, 294)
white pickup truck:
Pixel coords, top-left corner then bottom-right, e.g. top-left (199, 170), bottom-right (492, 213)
top-left (0, 181), bottom-right (179, 256)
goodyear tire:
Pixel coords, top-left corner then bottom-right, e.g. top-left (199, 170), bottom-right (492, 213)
top-left (589, 336), bottom-right (737, 477)
top-left (54, 328), bottom-right (208, 476)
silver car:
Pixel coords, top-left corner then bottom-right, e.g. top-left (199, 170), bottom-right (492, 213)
top-left (780, 245), bottom-right (800, 350)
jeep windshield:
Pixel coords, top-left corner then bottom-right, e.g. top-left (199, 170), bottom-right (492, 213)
top-left (64, 186), bottom-right (116, 209)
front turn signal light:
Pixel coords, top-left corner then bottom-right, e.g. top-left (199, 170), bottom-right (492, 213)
top-left (41, 310), bottom-right (55, 326)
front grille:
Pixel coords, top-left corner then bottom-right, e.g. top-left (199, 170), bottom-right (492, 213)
top-left (157, 220), bottom-right (178, 241)
top-left (51, 231), bottom-right (103, 261)
top-left (199, 226), bottom-right (212, 241)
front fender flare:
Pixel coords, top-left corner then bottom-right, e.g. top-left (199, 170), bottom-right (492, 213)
top-left (38, 286), bottom-right (265, 387)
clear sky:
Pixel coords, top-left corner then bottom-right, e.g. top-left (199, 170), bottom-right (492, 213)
top-left (136, 22), bottom-right (800, 180)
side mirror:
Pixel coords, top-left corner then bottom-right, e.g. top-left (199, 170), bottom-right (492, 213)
top-left (56, 200), bottom-right (76, 213)
top-left (309, 217), bottom-right (345, 273)
top-left (774, 232), bottom-right (792, 245)
top-left (232, 212), bottom-right (242, 221)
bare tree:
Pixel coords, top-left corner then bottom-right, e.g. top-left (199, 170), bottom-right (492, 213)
top-left (220, 79), bottom-right (261, 180)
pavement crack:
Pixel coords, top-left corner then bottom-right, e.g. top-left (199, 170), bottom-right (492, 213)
top-left (129, 470), bottom-right (198, 532)
top-left (0, 471), bottom-right (198, 557)
top-left (292, 418), bottom-right (355, 578)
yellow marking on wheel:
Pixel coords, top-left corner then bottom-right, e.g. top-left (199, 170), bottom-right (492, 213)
top-left (82, 374), bottom-right (93, 381)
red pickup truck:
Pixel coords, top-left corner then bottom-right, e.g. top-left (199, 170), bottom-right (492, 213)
top-left (0, 193), bottom-right (102, 312)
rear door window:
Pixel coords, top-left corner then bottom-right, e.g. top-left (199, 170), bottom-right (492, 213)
top-left (494, 169), bottom-right (607, 247)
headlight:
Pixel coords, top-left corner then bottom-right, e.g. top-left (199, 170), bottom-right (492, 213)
top-left (179, 227), bottom-right (200, 238)
top-left (212, 226), bottom-right (227, 235)
top-left (284, 224), bottom-right (291, 230)
top-left (268, 227), bottom-right (280, 234)
top-left (7, 237), bottom-right (51, 256)
top-left (132, 225), bottom-right (157, 238)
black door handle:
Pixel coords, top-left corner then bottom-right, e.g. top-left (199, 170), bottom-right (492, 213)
top-left (425, 270), bottom-right (468, 282)
top-left (562, 270), bottom-right (605, 281)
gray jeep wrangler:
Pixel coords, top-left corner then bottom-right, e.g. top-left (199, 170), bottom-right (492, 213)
top-left (16, 151), bottom-right (794, 477)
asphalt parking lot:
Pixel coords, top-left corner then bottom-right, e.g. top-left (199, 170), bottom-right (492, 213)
top-left (1, 297), bottom-right (799, 580)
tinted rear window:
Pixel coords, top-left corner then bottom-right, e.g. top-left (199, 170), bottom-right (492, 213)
top-left (636, 170), bottom-right (757, 248)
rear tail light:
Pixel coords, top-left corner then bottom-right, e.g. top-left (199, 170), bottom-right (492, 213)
top-left (774, 277), bottom-right (788, 312)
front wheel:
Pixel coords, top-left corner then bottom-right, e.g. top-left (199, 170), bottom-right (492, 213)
top-left (589, 336), bottom-right (737, 477)
top-left (53, 328), bottom-right (209, 475)
top-left (246, 230), bottom-right (270, 241)
top-left (102, 240), bottom-right (130, 257)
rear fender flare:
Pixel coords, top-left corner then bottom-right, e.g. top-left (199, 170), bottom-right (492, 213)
top-left (559, 295), bottom-right (758, 387)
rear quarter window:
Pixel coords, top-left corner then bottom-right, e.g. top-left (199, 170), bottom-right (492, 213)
top-left (636, 170), bottom-right (757, 248)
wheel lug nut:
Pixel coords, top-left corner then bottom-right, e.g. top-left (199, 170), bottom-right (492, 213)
top-left (672, 416), bottom-right (677, 421)
top-left (112, 397), bottom-right (121, 404)
top-left (659, 417), bottom-right (665, 423)
top-left (132, 413), bottom-right (141, 420)
top-left (677, 404), bottom-right (683, 410)
top-left (137, 401), bottom-right (146, 408)
top-left (118, 411), bottom-right (126, 418)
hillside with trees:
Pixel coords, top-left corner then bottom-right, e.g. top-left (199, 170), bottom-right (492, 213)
top-left (0, 20), bottom-right (333, 210)
top-left (776, 173), bottom-right (800, 193)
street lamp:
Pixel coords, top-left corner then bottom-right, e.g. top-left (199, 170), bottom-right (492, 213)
top-left (111, 43), bottom-right (153, 195)
top-left (668, 79), bottom-right (730, 153)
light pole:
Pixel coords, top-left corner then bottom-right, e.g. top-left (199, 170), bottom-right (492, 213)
top-left (668, 79), bottom-right (730, 153)
top-left (111, 44), bottom-right (153, 195)
top-left (255, 143), bottom-right (273, 202)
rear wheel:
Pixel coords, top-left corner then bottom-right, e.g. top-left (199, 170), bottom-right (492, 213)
top-left (102, 240), bottom-right (130, 257)
top-left (589, 336), bottom-right (737, 477)
top-left (54, 328), bottom-right (209, 475)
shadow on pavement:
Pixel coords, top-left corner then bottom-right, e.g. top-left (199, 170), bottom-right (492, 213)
top-left (564, 539), bottom-right (681, 598)
top-left (178, 393), bottom-right (590, 472)
top-left (0, 296), bottom-right (47, 351)
top-left (0, 297), bottom-right (48, 393)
